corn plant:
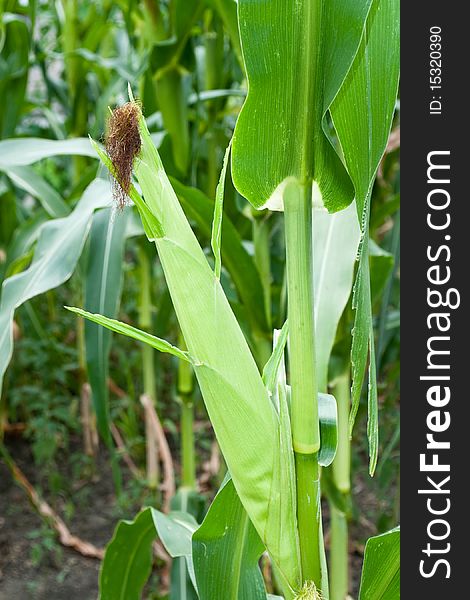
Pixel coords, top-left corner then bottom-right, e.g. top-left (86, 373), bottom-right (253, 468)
top-left (63, 0), bottom-right (399, 597)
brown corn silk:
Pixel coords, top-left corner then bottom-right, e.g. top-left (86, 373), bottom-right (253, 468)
top-left (105, 102), bottom-right (141, 208)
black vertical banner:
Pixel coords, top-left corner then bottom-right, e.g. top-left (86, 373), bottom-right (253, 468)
top-left (401, 4), bottom-right (468, 599)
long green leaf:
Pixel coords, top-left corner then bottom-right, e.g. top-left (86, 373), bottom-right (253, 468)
top-left (330, 0), bottom-right (400, 474)
top-left (3, 211), bottom-right (48, 273)
top-left (0, 179), bottom-right (112, 394)
top-left (152, 509), bottom-right (199, 557)
top-left (231, 0), bottom-right (372, 212)
top-left (65, 307), bottom-right (192, 363)
top-left (313, 202), bottom-right (361, 392)
top-left (369, 240), bottom-right (394, 306)
top-left (0, 137), bottom-right (98, 168)
top-left (317, 393), bottom-right (338, 468)
top-left (0, 14), bottom-right (30, 138)
top-left (5, 165), bottom-right (70, 218)
top-left (170, 489), bottom-right (204, 600)
top-left (99, 509), bottom-right (156, 600)
top-left (84, 208), bottom-right (129, 441)
top-left (358, 527), bottom-right (400, 600)
top-left (192, 477), bottom-right (267, 600)
top-left (99, 507), bottom-right (199, 600)
top-left (211, 141), bottom-right (231, 280)
top-left (152, 509), bottom-right (199, 597)
top-left (170, 177), bottom-right (269, 339)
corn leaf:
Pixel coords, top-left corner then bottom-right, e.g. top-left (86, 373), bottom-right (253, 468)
top-left (5, 166), bottom-right (70, 218)
top-left (0, 14), bottom-right (30, 138)
top-left (0, 137), bottom-right (97, 168)
top-left (192, 476), bottom-right (267, 600)
top-left (152, 509), bottom-right (199, 557)
top-left (131, 110), bottom-right (301, 593)
top-left (0, 179), bottom-right (112, 394)
top-left (231, 0), bottom-right (372, 212)
top-left (330, 0), bottom-right (400, 474)
top-left (170, 177), bottom-right (269, 341)
top-left (169, 489), bottom-right (204, 600)
top-left (317, 393), bottom-right (338, 468)
top-left (210, 0), bottom-right (243, 68)
top-left (152, 509), bottom-right (199, 597)
top-left (99, 509), bottom-right (156, 600)
top-left (358, 527), bottom-right (400, 599)
top-left (211, 141), bottom-right (231, 280)
top-left (84, 208), bottom-right (129, 441)
top-left (369, 240), bottom-right (394, 306)
top-left (99, 507), bottom-right (199, 600)
top-left (262, 321), bottom-right (289, 399)
top-left (313, 202), bottom-right (361, 392)
top-left (65, 307), bottom-right (192, 364)
top-left (3, 211), bottom-right (48, 274)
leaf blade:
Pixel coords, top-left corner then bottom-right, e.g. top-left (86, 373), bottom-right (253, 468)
top-left (84, 208), bottom-right (129, 441)
top-left (0, 137), bottom-right (98, 167)
top-left (358, 527), bottom-right (400, 600)
top-left (192, 477), bottom-right (267, 600)
top-left (313, 202), bottom-right (361, 392)
top-left (232, 0), bottom-right (371, 212)
top-left (99, 509), bottom-right (156, 600)
top-left (0, 179), bottom-right (112, 394)
top-left (66, 307), bottom-right (192, 363)
top-left (5, 166), bottom-right (70, 218)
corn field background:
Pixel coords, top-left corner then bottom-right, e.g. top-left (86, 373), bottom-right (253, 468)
top-left (0, 1), bottom-right (400, 599)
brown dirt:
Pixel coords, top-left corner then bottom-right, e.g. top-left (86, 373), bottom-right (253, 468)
top-left (0, 438), bottom-right (121, 600)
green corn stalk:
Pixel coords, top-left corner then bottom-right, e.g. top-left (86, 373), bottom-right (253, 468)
top-left (178, 334), bottom-right (196, 490)
top-left (203, 10), bottom-right (224, 197)
top-left (138, 243), bottom-right (159, 489)
top-left (329, 370), bottom-right (351, 600)
top-left (155, 68), bottom-right (191, 175)
top-left (253, 213), bottom-right (272, 336)
top-left (61, 0), bottom-right (89, 181)
top-left (283, 180), bottom-right (325, 589)
top-left (147, 0), bottom-right (202, 176)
